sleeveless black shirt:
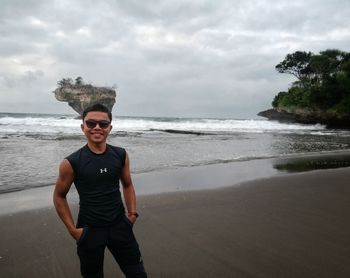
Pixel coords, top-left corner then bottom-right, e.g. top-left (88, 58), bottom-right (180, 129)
top-left (66, 144), bottom-right (126, 227)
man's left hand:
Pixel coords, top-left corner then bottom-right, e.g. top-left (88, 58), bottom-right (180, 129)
top-left (128, 215), bottom-right (137, 225)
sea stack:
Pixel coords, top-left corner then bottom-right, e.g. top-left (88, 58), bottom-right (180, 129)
top-left (53, 77), bottom-right (116, 116)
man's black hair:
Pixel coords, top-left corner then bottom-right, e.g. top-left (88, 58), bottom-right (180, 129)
top-left (82, 103), bottom-right (112, 121)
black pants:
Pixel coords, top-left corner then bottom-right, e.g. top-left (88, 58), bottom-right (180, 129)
top-left (76, 217), bottom-right (147, 278)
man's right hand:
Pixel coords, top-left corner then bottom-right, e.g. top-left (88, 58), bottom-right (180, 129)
top-left (70, 227), bottom-right (84, 240)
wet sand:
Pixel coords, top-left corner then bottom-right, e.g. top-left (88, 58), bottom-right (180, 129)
top-left (0, 167), bottom-right (350, 277)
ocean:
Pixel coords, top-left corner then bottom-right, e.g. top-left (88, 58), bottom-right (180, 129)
top-left (1, 112), bottom-right (350, 193)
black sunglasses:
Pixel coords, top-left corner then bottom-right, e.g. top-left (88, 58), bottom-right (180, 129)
top-left (85, 119), bottom-right (111, 129)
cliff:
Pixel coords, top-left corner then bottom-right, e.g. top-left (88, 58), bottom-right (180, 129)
top-left (258, 108), bottom-right (350, 129)
top-left (53, 84), bottom-right (116, 116)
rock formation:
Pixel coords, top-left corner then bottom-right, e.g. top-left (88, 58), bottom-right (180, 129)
top-left (53, 83), bottom-right (116, 116)
top-left (258, 108), bottom-right (350, 129)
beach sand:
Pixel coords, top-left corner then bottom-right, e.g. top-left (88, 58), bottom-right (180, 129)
top-left (0, 166), bottom-right (349, 277)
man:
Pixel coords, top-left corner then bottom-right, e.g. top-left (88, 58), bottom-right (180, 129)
top-left (53, 103), bottom-right (147, 278)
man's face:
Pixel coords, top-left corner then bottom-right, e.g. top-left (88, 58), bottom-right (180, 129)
top-left (81, 111), bottom-right (112, 144)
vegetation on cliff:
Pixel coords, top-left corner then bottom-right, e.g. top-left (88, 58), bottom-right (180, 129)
top-left (57, 76), bottom-right (85, 87)
top-left (273, 49), bottom-right (350, 117)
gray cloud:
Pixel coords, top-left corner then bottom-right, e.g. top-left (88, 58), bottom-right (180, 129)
top-left (0, 0), bottom-right (349, 117)
top-left (3, 70), bottom-right (44, 88)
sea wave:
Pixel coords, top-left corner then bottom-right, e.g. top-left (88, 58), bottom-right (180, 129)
top-left (0, 113), bottom-right (341, 138)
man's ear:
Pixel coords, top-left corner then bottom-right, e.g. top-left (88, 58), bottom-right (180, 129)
top-left (81, 123), bottom-right (84, 132)
top-left (109, 125), bottom-right (113, 132)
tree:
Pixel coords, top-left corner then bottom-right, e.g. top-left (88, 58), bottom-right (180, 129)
top-left (275, 51), bottom-right (313, 87)
top-left (75, 76), bottom-right (84, 85)
top-left (273, 49), bottom-right (350, 114)
top-left (339, 53), bottom-right (350, 75)
top-left (57, 78), bottom-right (73, 87)
top-left (310, 49), bottom-right (346, 81)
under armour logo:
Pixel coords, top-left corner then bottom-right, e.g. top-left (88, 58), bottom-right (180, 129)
top-left (100, 168), bottom-right (107, 173)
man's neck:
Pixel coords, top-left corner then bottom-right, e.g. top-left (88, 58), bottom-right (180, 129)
top-left (87, 142), bottom-right (107, 154)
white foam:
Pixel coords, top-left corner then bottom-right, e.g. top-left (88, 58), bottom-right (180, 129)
top-left (0, 116), bottom-right (82, 135)
top-left (113, 118), bottom-right (327, 134)
top-left (0, 114), bottom-right (340, 137)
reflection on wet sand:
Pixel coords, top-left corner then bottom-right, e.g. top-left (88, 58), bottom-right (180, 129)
top-left (273, 153), bottom-right (350, 173)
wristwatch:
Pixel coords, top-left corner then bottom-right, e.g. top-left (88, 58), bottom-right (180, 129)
top-left (128, 212), bottom-right (139, 218)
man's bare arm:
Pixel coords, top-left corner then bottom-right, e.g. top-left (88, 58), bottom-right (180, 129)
top-left (120, 153), bottom-right (137, 224)
top-left (53, 159), bottom-right (82, 240)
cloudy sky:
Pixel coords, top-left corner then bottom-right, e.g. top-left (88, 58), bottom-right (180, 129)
top-left (1, 0), bottom-right (349, 118)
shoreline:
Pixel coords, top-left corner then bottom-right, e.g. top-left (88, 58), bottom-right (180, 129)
top-left (1, 156), bottom-right (279, 216)
top-left (1, 151), bottom-right (350, 216)
top-left (1, 166), bottom-right (349, 277)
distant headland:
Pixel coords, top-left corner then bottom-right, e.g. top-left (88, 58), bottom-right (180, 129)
top-left (258, 49), bottom-right (350, 129)
top-left (53, 76), bottom-right (116, 116)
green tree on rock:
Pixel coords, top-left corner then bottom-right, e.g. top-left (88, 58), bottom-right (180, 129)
top-left (75, 76), bottom-right (84, 85)
top-left (57, 78), bottom-right (73, 87)
top-left (273, 49), bottom-right (350, 115)
top-left (275, 51), bottom-right (313, 85)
